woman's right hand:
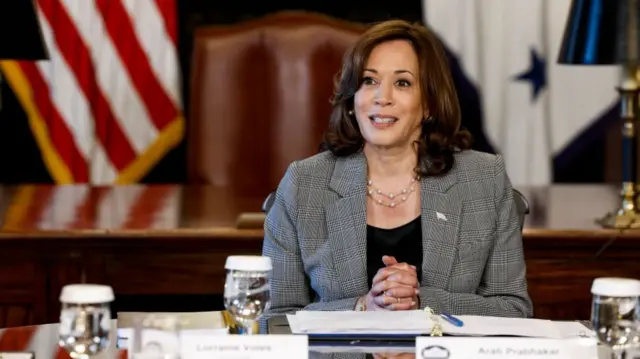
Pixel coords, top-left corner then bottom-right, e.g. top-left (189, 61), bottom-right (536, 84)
top-left (364, 262), bottom-right (418, 311)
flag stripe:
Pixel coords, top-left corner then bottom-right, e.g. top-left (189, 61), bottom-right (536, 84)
top-left (0, 62), bottom-right (72, 183)
top-left (90, 142), bottom-right (118, 184)
top-left (37, 0), bottom-right (137, 172)
top-left (153, 0), bottom-right (178, 46)
top-left (34, 5), bottom-right (94, 161)
top-left (96, 0), bottom-right (178, 130)
top-left (60, 0), bottom-right (161, 156)
top-left (34, 4), bottom-right (117, 183)
top-left (20, 62), bottom-right (89, 182)
top-left (121, 0), bottom-right (181, 108)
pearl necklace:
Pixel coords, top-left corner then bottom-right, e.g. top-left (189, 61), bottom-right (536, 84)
top-left (367, 176), bottom-right (419, 208)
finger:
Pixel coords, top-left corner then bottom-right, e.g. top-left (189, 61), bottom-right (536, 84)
top-left (371, 279), bottom-right (417, 297)
top-left (386, 262), bottom-right (417, 273)
top-left (385, 296), bottom-right (415, 311)
top-left (373, 295), bottom-right (414, 310)
top-left (387, 272), bottom-right (420, 288)
top-left (373, 293), bottom-right (413, 307)
top-left (372, 265), bottom-right (417, 286)
top-left (383, 285), bottom-right (419, 299)
top-left (370, 280), bottom-right (417, 297)
top-left (382, 255), bottom-right (397, 266)
top-left (371, 267), bottom-right (397, 286)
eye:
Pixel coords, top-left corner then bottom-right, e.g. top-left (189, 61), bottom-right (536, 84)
top-left (362, 76), bottom-right (377, 86)
top-left (396, 79), bottom-right (412, 87)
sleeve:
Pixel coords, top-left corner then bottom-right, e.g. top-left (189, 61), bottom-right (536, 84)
top-left (417, 155), bottom-right (533, 318)
top-left (260, 162), bottom-right (361, 332)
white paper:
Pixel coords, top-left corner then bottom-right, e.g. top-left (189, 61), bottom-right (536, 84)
top-left (295, 310), bottom-right (430, 333)
top-left (288, 311), bottom-right (595, 339)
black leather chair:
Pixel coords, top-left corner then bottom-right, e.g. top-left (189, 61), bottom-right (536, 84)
top-left (512, 188), bottom-right (530, 230)
top-left (262, 188), bottom-right (530, 230)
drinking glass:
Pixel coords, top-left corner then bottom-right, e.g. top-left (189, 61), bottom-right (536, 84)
top-left (58, 284), bottom-right (114, 359)
top-left (223, 255), bottom-right (272, 334)
top-left (591, 277), bottom-right (640, 359)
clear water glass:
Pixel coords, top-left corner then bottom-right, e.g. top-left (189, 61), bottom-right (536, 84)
top-left (128, 313), bottom-right (181, 359)
top-left (591, 277), bottom-right (640, 359)
top-left (223, 255), bottom-right (272, 334)
top-left (58, 284), bottom-right (114, 359)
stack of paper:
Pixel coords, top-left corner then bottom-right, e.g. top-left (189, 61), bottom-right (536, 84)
top-left (287, 310), bottom-right (594, 339)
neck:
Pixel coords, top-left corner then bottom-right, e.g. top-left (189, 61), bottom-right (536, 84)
top-left (363, 143), bottom-right (418, 180)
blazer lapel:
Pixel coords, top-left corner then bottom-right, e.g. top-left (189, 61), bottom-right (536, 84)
top-left (326, 152), bottom-right (369, 297)
top-left (420, 169), bottom-right (462, 289)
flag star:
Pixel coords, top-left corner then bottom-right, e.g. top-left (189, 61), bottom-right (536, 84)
top-left (513, 47), bottom-right (547, 102)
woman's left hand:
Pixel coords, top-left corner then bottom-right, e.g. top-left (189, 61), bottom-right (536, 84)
top-left (371, 256), bottom-right (420, 310)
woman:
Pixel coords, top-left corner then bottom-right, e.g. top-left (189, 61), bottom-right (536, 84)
top-left (262, 19), bottom-right (532, 320)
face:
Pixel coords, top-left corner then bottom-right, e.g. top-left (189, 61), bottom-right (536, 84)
top-left (354, 39), bottom-right (425, 150)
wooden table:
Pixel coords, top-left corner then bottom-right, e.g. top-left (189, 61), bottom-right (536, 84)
top-left (0, 184), bottom-right (638, 327)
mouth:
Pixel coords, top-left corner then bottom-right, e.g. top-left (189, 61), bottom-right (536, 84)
top-left (369, 115), bottom-right (398, 128)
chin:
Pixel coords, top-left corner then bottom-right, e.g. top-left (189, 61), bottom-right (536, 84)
top-left (364, 137), bottom-right (403, 149)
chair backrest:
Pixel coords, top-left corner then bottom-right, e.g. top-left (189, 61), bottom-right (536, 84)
top-left (188, 11), bottom-right (366, 198)
top-left (512, 188), bottom-right (530, 230)
top-left (263, 188), bottom-right (531, 230)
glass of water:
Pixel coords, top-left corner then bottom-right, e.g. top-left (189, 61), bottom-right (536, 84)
top-left (223, 255), bottom-right (272, 335)
top-left (58, 284), bottom-right (114, 359)
top-left (591, 277), bottom-right (640, 359)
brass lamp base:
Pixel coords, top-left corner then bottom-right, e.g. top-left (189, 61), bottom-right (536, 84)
top-left (596, 210), bottom-right (640, 229)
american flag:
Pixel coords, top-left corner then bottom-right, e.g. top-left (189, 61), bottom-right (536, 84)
top-left (0, 0), bottom-right (183, 184)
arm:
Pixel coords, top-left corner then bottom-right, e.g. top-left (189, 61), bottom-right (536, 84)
top-left (262, 162), bottom-right (361, 321)
top-left (417, 155), bottom-right (533, 318)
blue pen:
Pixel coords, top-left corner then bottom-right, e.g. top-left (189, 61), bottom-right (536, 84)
top-left (440, 312), bottom-right (464, 327)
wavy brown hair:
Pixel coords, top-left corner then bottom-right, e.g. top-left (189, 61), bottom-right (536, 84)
top-left (321, 20), bottom-right (472, 177)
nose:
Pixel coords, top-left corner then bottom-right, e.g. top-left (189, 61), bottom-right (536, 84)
top-left (374, 83), bottom-right (393, 106)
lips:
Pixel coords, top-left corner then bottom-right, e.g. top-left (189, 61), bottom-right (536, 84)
top-left (369, 115), bottom-right (398, 128)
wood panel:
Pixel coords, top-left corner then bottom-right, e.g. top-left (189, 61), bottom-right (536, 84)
top-left (0, 259), bottom-right (46, 327)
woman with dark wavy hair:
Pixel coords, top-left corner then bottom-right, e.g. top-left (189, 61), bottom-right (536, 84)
top-left (262, 19), bottom-right (532, 322)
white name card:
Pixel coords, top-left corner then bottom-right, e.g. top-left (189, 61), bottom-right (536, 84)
top-left (0, 353), bottom-right (34, 359)
top-left (180, 332), bottom-right (308, 359)
top-left (416, 337), bottom-right (599, 359)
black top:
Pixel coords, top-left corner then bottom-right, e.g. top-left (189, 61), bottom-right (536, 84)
top-left (366, 216), bottom-right (423, 288)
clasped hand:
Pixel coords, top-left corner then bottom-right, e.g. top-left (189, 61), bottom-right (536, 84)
top-left (365, 255), bottom-right (419, 311)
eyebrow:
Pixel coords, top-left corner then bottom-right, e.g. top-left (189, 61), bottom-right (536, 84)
top-left (363, 68), bottom-right (416, 78)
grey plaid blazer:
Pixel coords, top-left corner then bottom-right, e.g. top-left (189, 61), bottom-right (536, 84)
top-left (262, 149), bottom-right (533, 320)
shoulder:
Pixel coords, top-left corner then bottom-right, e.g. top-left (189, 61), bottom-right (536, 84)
top-left (279, 151), bottom-right (337, 190)
top-left (289, 151), bottom-right (337, 176)
top-left (449, 150), bottom-right (510, 201)
top-left (452, 149), bottom-right (504, 181)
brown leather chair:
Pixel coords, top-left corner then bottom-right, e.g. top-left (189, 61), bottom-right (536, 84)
top-left (188, 11), bottom-right (367, 198)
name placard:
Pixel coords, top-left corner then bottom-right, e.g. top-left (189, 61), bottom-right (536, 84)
top-left (0, 352), bottom-right (34, 359)
top-left (416, 337), bottom-right (598, 359)
top-left (180, 332), bottom-right (308, 359)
